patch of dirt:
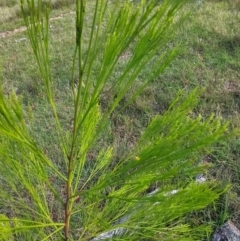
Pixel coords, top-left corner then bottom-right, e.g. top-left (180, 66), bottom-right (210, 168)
top-left (223, 80), bottom-right (239, 93)
top-left (0, 11), bottom-right (75, 39)
top-left (0, 26), bottom-right (26, 38)
top-left (119, 51), bottom-right (132, 61)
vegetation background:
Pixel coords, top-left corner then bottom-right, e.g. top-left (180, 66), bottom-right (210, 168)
top-left (0, 0), bottom-right (240, 240)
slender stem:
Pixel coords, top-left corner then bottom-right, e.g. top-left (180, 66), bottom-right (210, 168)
top-left (64, 167), bottom-right (71, 240)
top-left (64, 1), bottom-right (85, 239)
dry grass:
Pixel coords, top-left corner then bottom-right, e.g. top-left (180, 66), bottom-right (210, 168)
top-left (0, 4), bottom-right (20, 21)
top-left (0, 0), bottom-right (75, 32)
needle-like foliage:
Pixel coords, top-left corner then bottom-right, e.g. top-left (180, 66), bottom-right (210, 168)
top-left (0, 0), bottom-right (238, 240)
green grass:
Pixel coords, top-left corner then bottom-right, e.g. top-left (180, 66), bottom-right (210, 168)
top-left (1, 0), bottom-right (240, 238)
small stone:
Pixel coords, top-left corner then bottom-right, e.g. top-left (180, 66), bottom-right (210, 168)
top-left (195, 174), bottom-right (207, 184)
top-left (212, 221), bottom-right (240, 241)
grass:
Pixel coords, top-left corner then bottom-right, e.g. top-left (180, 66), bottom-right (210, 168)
top-left (1, 0), bottom-right (240, 239)
top-left (0, 0), bottom-right (75, 32)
